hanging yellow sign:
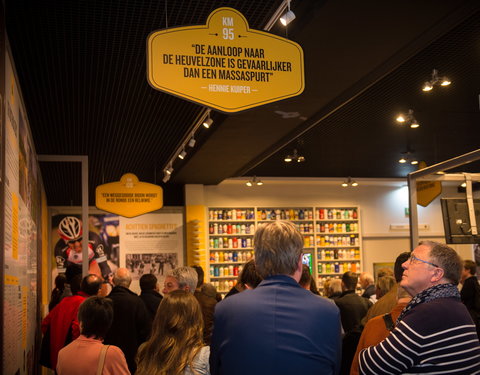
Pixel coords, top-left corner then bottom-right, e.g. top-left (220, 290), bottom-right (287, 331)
top-left (416, 161), bottom-right (442, 207)
top-left (96, 174), bottom-right (163, 218)
top-left (147, 7), bottom-right (304, 113)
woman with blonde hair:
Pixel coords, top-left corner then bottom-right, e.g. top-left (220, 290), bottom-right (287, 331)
top-left (136, 289), bottom-right (209, 375)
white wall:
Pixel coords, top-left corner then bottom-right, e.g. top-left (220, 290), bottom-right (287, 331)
top-left (186, 178), bottom-right (476, 275)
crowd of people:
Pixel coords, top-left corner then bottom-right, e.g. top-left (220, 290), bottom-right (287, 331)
top-left (41, 220), bottom-right (480, 374)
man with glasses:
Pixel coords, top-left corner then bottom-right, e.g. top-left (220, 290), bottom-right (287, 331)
top-left (358, 241), bottom-right (480, 374)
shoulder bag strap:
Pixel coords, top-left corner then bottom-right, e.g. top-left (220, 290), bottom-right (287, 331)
top-left (382, 313), bottom-right (395, 331)
top-left (96, 345), bottom-right (110, 375)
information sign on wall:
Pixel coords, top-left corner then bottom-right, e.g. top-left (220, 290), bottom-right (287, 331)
top-left (96, 173), bottom-right (163, 217)
top-left (147, 7), bottom-right (304, 113)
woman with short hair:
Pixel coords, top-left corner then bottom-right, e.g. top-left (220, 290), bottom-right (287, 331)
top-left (56, 296), bottom-right (130, 375)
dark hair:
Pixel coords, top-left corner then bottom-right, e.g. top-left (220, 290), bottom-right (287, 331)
top-left (191, 265), bottom-right (204, 288)
top-left (464, 260), bottom-right (477, 276)
top-left (81, 274), bottom-right (102, 296)
top-left (140, 274), bottom-right (158, 291)
top-left (394, 252), bottom-right (411, 282)
top-left (78, 296), bottom-right (113, 339)
top-left (309, 278), bottom-right (320, 295)
top-left (342, 271), bottom-right (358, 290)
top-left (299, 264), bottom-right (312, 287)
top-left (240, 259), bottom-right (263, 288)
top-left (65, 264), bottom-right (82, 284)
top-left (70, 274), bottom-right (83, 295)
top-left (54, 273), bottom-right (67, 290)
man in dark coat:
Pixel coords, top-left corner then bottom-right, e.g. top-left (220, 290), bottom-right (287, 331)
top-left (461, 259), bottom-right (480, 337)
top-left (104, 268), bottom-right (150, 374)
top-left (335, 271), bottom-right (372, 374)
top-left (139, 273), bottom-right (163, 322)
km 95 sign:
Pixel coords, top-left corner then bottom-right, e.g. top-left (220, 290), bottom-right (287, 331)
top-left (147, 7), bottom-right (304, 113)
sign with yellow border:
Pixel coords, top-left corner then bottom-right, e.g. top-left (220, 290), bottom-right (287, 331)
top-left (96, 174), bottom-right (163, 218)
top-left (147, 7), bottom-right (304, 113)
top-left (416, 161), bottom-right (442, 207)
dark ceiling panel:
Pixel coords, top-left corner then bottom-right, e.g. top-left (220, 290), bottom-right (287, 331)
top-left (249, 10), bottom-right (480, 178)
top-left (5, 0), bottom-right (285, 205)
top-left (4, 0), bottom-right (480, 206)
top-left (173, 0), bottom-right (480, 184)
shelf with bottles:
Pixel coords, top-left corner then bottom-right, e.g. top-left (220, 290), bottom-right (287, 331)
top-left (208, 208), bottom-right (256, 221)
top-left (209, 222), bottom-right (256, 235)
top-left (315, 222), bottom-right (359, 234)
top-left (316, 234), bottom-right (360, 247)
top-left (315, 207), bottom-right (358, 221)
top-left (256, 207), bottom-right (314, 221)
top-left (318, 248), bottom-right (361, 260)
top-left (209, 263), bottom-right (244, 279)
top-left (318, 261), bottom-right (361, 275)
top-left (210, 261), bottom-right (246, 265)
top-left (211, 280), bottom-right (237, 294)
top-left (209, 250), bottom-right (254, 263)
top-left (209, 236), bottom-right (253, 249)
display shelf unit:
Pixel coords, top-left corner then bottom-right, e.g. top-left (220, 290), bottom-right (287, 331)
top-left (206, 206), bottom-right (362, 294)
top-left (208, 207), bottom-right (256, 295)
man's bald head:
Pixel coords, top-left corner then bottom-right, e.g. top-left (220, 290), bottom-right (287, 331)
top-left (113, 267), bottom-right (132, 288)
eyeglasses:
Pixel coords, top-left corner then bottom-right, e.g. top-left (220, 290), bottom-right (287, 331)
top-left (409, 254), bottom-right (439, 268)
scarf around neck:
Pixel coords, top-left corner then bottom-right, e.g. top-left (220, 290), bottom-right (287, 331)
top-left (396, 283), bottom-right (460, 324)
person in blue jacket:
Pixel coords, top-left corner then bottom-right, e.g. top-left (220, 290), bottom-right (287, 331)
top-left (210, 220), bottom-right (342, 375)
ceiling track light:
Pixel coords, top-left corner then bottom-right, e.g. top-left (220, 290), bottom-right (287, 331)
top-left (188, 134), bottom-right (196, 147)
top-left (162, 171), bottom-right (171, 183)
top-left (203, 117), bottom-right (213, 128)
top-left (395, 109), bottom-right (420, 129)
top-left (246, 176), bottom-right (263, 187)
top-left (280, 0), bottom-right (296, 26)
top-left (398, 151), bottom-right (418, 165)
top-left (341, 177), bottom-right (358, 187)
top-left (284, 148), bottom-right (305, 163)
top-left (162, 108), bottom-right (214, 184)
top-left (178, 149), bottom-right (187, 159)
top-left (422, 69), bottom-right (451, 92)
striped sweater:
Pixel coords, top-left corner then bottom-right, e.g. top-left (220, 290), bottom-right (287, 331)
top-left (359, 297), bottom-right (480, 374)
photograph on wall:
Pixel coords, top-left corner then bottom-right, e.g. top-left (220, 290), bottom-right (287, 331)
top-left (51, 214), bottom-right (120, 282)
top-left (119, 212), bottom-right (184, 293)
top-left (126, 252), bottom-right (178, 280)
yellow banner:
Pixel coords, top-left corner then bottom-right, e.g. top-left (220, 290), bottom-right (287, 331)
top-left (96, 173), bottom-right (163, 218)
top-left (147, 7), bottom-right (304, 112)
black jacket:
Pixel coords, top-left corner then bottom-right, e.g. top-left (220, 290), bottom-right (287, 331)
top-left (461, 276), bottom-right (480, 336)
top-left (139, 289), bottom-right (163, 322)
top-left (104, 286), bottom-right (150, 374)
top-left (334, 290), bottom-right (372, 333)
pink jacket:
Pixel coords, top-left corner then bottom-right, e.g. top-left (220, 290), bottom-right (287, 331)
top-left (56, 335), bottom-right (130, 375)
